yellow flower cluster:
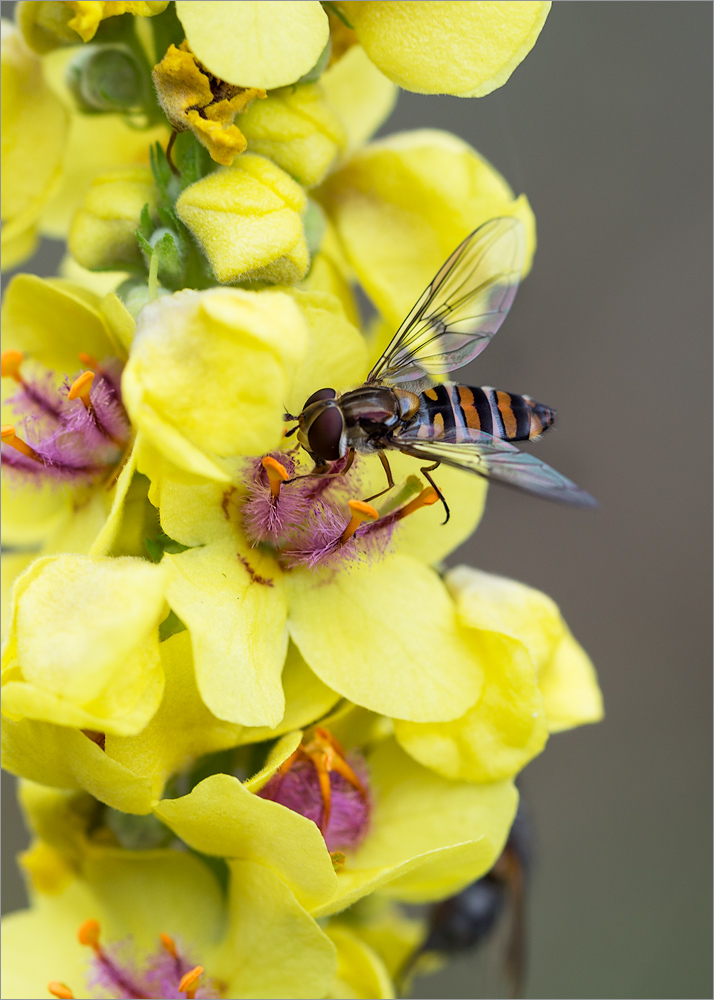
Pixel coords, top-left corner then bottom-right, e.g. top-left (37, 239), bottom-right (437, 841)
top-left (1, 4), bottom-right (601, 999)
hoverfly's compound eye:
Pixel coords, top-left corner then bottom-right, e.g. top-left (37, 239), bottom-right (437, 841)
top-left (307, 404), bottom-right (344, 461)
top-left (303, 387), bottom-right (337, 409)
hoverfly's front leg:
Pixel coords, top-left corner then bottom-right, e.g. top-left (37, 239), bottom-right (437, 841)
top-left (284, 448), bottom-right (355, 485)
top-left (362, 451), bottom-right (395, 504)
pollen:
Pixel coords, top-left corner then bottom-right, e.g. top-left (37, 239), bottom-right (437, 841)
top-left (1, 425), bottom-right (41, 462)
top-left (262, 455), bottom-right (290, 499)
top-left (47, 984), bottom-right (75, 999)
top-left (67, 371), bottom-right (95, 411)
top-left (160, 931), bottom-right (178, 957)
top-left (78, 917), bottom-right (101, 950)
top-left (179, 965), bottom-right (204, 998)
top-left (395, 486), bottom-right (439, 520)
top-left (1, 350), bottom-right (24, 381)
top-left (341, 499), bottom-right (379, 544)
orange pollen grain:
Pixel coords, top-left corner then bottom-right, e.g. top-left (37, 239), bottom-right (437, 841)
top-left (1, 425), bottom-right (41, 462)
top-left (67, 371), bottom-right (95, 410)
top-left (395, 487), bottom-right (439, 520)
top-left (1, 349), bottom-right (24, 381)
top-left (48, 983), bottom-right (75, 999)
top-left (179, 965), bottom-right (203, 998)
top-left (77, 918), bottom-right (101, 950)
top-left (340, 499), bottom-right (379, 544)
top-left (160, 932), bottom-right (178, 958)
top-left (262, 455), bottom-right (289, 499)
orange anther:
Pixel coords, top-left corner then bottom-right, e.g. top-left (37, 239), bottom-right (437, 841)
top-left (77, 918), bottom-right (101, 950)
top-left (179, 965), bottom-right (203, 998)
top-left (78, 352), bottom-right (100, 369)
top-left (48, 983), bottom-right (75, 999)
top-left (160, 932), bottom-right (178, 957)
top-left (67, 371), bottom-right (95, 411)
top-left (261, 455), bottom-right (289, 499)
top-left (395, 487), bottom-right (439, 520)
top-left (1, 350), bottom-right (24, 381)
top-left (1, 425), bottom-right (41, 462)
top-left (340, 499), bottom-right (379, 544)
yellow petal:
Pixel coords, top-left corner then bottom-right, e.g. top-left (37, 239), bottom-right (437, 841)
top-left (341, 1), bottom-right (550, 97)
top-left (287, 554), bottom-right (482, 722)
top-left (1, 20), bottom-right (67, 269)
top-left (446, 565), bottom-right (603, 733)
top-left (176, 153), bottom-right (309, 284)
top-left (105, 631), bottom-right (246, 801)
top-left (164, 538), bottom-right (288, 727)
top-left (122, 286), bottom-right (309, 477)
top-left (321, 44), bottom-right (397, 155)
top-left (327, 925), bottom-right (395, 1000)
top-left (176, 1), bottom-right (330, 90)
top-left (154, 772), bottom-right (338, 910)
top-left (2, 554), bottom-right (168, 735)
top-left (394, 633), bottom-right (548, 782)
top-left (2, 717), bottom-right (154, 812)
top-left (240, 83), bottom-right (346, 188)
top-left (539, 627), bottom-right (604, 732)
top-left (320, 129), bottom-right (536, 330)
top-left (216, 859), bottom-right (337, 999)
top-left (1, 274), bottom-right (121, 375)
top-left (285, 288), bottom-right (368, 413)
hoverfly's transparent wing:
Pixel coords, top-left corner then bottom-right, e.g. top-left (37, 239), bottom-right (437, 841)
top-left (395, 426), bottom-right (597, 506)
top-left (367, 217), bottom-right (526, 386)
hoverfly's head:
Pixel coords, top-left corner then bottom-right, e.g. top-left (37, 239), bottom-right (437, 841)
top-left (296, 387), bottom-right (346, 462)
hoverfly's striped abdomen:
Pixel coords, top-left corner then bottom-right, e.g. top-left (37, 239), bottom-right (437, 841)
top-left (416, 384), bottom-right (555, 443)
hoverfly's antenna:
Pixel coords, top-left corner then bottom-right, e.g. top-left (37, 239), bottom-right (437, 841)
top-left (283, 410), bottom-right (298, 422)
top-left (283, 425), bottom-right (298, 438)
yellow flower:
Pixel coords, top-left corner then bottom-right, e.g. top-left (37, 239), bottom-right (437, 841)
top-left (152, 42), bottom-right (265, 167)
top-left (175, 0), bottom-right (330, 91)
top-left (68, 166), bottom-right (155, 271)
top-left (318, 129), bottom-right (536, 334)
top-left (0, 20), bottom-right (68, 270)
top-left (2, 632), bottom-right (340, 814)
top-left (1, 554), bottom-right (168, 736)
top-left (319, 43), bottom-right (397, 157)
top-left (392, 565), bottom-right (603, 782)
top-left (2, 831), bottom-right (337, 999)
top-left (1, 275), bottom-right (138, 558)
top-left (153, 712), bottom-right (519, 918)
top-left (175, 153), bottom-right (310, 284)
top-left (239, 82), bottom-right (346, 188)
top-left (337, 1), bottom-right (551, 97)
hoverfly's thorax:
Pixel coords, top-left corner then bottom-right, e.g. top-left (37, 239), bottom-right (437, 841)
top-left (336, 386), bottom-right (403, 453)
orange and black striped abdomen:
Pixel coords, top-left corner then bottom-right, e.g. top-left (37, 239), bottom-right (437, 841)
top-left (417, 384), bottom-right (555, 442)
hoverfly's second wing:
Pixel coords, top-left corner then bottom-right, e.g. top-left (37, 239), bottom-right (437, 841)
top-left (396, 427), bottom-right (597, 507)
top-left (367, 217), bottom-right (526, 386)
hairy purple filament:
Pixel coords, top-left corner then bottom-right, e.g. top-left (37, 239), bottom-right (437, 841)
top-left (259, 755), bottom-right (371, 852)
top-left (2, 358), bottom-right (128, 484)
top-left (241, 451), bottom-right (398, 571)
top-left (85, 936), bottom-right (218, 999)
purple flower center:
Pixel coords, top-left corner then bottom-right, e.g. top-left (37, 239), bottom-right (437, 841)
top-left (1, 353), bottom-right (129, 486)
top-left (258, 732), bottom-right (372, 852)
top-left (240, 449), bottom-right (436, 572)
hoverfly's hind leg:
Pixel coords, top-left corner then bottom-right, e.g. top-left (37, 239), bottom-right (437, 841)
top-left (419, 461), bottom-right (450, 524)
top-left (284, 448), bottom-right (355, 485)
top-left (362, 452), bottom-right (395, 504)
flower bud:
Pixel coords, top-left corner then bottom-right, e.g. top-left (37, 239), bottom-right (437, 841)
top-left (68, 167), bottom-right (155, 270)
top-left (66, 43), bottom-right (145, 113)
top-left (176, 153), bottom-right (309, 284)
top-left (239, 83), bottom-right (346, 188)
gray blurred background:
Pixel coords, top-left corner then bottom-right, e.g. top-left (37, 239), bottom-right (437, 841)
top-left (2, 3), bottom-right (711, 998)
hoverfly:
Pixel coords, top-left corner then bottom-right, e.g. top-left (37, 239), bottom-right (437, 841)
top-left (285, 217), bottom-right (596, 520)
